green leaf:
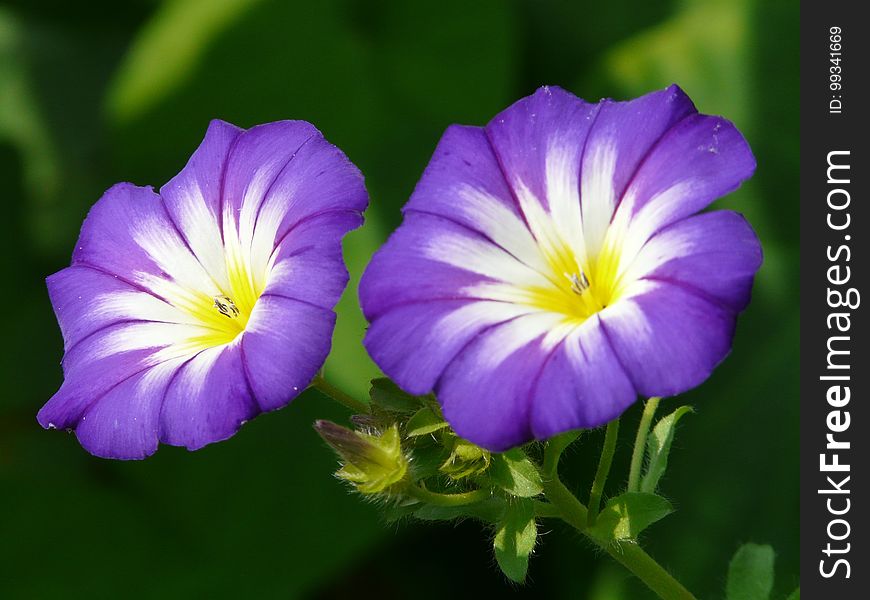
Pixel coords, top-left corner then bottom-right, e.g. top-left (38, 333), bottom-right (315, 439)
top-left (726, 543), bottom-right (775, 600)
top-left (493, 498), bottom-right (537, 583)
top-left (414, 497), bottom-right (506, 523)
top-left (490, 449), bottom-right (544, 498)
top-left (640, 406), bottom-right (694, 493)
top-left (107, 0), bottom-right (267, 122)
top-left (590, 492), bottom-right (673, 541)
top-left (785, 589), bottom-right (800, 600)
top-left (368, 378), bottom-right (422, 414)
top-left (405, 407), bottom-right (449, 437)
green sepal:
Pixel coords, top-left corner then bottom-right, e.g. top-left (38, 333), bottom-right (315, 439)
top-left (640, 405), bottom-right (694, 494)
top-left (408, 442), bottom-right (451, 481)
top-left (589, 492), bottom-right (673, 541)
top-left (725, 543), bottom-right (775, 600)
top-left (405, 406), bottom-right (449, 437)
top-left (368, 378), bottom-right (422, 414)
top-left (493, 498), bottom-right (537, 583)
top-left (489, 448), bottom-right (544, 498)
top-left (414, 496), bottom-right (506, 523)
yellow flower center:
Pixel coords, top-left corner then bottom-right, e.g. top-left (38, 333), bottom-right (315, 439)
top-left (164, 238), bottom-right (268, 353)
top-left (519, 234), bottom-right (628, 325)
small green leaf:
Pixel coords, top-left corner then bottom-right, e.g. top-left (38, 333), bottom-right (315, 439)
top-left (414, 497), bottom-right (506, 523)
top-left (726, 543), bottom-right (775, 600)
top-left (490, 449), bottom-right (544, 498)
top-left (640, 406), bottom-right (694, 494)
top-left (590, 492), bottom-right (673, 541)
top-left (785, 588), bottom-right (800, 600)
top-left (494, 498), bottom-right (537, 583)
top-left (368, 378), bottom-right (421, 414)
top-left (405, 407), bottom-right (449, 437)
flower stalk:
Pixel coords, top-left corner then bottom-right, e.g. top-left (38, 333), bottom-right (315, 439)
top-left (587, 419), bottom-right (620, 525)
top-left (311, 374), bottom-right (370, 414)
top-left (628, 397), bottom-right (661, 492)
top-left (404, 484), bottom-right (491, 507)
top-left (541, 433), bottom-right (695, 600)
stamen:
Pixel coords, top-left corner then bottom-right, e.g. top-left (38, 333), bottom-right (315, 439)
top-left (213, 295), bottom-right (240, 319)
top-left (564, 271), bottom-right (590, 295)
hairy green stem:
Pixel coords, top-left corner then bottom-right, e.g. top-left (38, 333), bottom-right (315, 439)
top-left (533, 500), bottom-right (562, 518)
top-left (542, 430), bottom-right (581, 477)
top-left (310, 374), bottom-right (370, 414)
top-left (404, 484), bottom-right (490, 507)
top-left (542, 434), bottom-right (695, 600)
top-left (627, 397), bottom-right (660, 492)
top-left (587, 419), bottom-right (620, 525)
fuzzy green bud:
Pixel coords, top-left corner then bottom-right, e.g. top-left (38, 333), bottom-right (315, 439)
top-left (314, 421), bottom-right (409, 494)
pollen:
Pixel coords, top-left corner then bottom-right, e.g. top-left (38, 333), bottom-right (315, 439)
top-left (564, 271), bottom-right (590, 295)
top-left (213, 295), bottom-right (240, 319)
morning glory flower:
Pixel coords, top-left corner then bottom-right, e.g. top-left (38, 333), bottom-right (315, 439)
top-left (39, 119), bottom-right (367, 459)
top-left (359, 85), bottom-right (761, 452)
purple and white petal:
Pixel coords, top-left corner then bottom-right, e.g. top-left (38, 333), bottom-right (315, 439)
top-left (242, 295), bottom-right (336, 412)
top-left (437, 312), bottom-right (574, 451)
top-left (364, 300), bottom-right (533, 396)
top-left (158, 343), bottom-right (257, 451)
top-left (600, 281), bottom-right (737, 397)
top-left (625, 210), bottom-right (762, 311)
top-left (530, 316), bottom-right (636, 440)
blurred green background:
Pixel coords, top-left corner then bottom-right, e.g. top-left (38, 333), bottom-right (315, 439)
top-left (0, 0), bottom-right (797, 597)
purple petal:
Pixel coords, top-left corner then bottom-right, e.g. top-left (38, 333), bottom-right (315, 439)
top-left (158, 344), bottom-right (257, 451)
top-left (630, 210), bottom-right (763, 311)
top-left (38, 321), bottom-right (179, 430)
top-left (266, 210), bottom-right (362, 309)
top-left (402, 125), bottom-right (541, 265)
top-left (46, 265), bottom-right (183, 352)
top-left (530, 317), bottom-right (637, 439)
top-left (71, 182), bottom-right (220, 300)
top-left (616, 113), bottom-right (756, 242)
top-left (436, 314), bottom-right (565, 452)
top-left (360, 212), bottom-right (510, 320)
top-left (223, 123), bottom-right (367, 241)
top-left (159, 119), bottom-right (243, 278)
top-left (75, 358), bottom-right (184, 460)
top-left (220, 120), bottom-right (320, 219)
top-left (363, 300), bottom-right (531, 396)
top-left (484, 85), bottom-right (598, 213)
top-left (242, 295), bottom-right (336, 411)
top-left (584, 84), bottom-right (697, 205)
top-left (600, 282), bottom-right (737, 397)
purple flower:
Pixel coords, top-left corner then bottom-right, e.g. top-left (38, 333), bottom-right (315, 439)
top-left (39, 120), bottom-right (367, 459)
top-left (359, 85), bottom-right (761, 452)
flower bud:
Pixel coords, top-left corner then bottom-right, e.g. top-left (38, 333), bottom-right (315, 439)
top-left (314, 421), bottom-right (408, 494)
top-left (439, 436), bottom-right (491, 480)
